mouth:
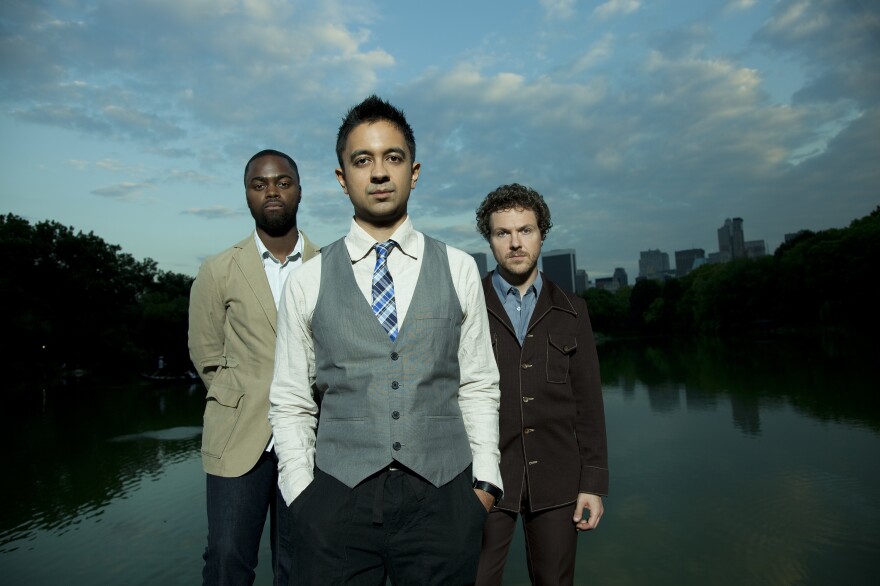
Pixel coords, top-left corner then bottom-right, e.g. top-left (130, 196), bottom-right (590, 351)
top-left (263, 201), bottom-right (284, 210)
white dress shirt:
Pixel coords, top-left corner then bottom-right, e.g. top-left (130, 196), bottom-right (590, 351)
top-left (269, 216), bottom-right (503, 504)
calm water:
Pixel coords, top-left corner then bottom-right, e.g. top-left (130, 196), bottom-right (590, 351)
top-left (1, 337), bottom-right (878, 585)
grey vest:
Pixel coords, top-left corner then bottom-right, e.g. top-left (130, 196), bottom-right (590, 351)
top-left (312, 235), bottom-right (473, 488)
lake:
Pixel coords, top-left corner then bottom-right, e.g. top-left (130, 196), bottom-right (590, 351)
top-left (1, 336), bottom-right (878, 585)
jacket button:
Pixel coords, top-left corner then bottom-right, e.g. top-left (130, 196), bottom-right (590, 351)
top-left (393, 441), bottom-right (401, 450)
top-left (391, 381), bottom-right (400, 389)
top-left (524, 427), bottom-right (535, 434)
top-left (523, 396), bottom-right (533, 403)
top-left (563, 345), bottom-right (570, 352)
top-left (528, 460), bottom-right (538, 465)
top-left (520, 363), bottom-right (532, 369)
top-left (392, 411), bottom-right (400, 420)
top-left (391, 352), bottom-right (399, 360)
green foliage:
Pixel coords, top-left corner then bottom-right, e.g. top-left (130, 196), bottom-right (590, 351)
top-left (0, 214), bottom-right (193, 379)
top-left (581, 207), bottom-right (880, 336)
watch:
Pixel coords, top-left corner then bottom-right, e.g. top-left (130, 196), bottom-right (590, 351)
top-left (473, 480), bottom-right (504, 505)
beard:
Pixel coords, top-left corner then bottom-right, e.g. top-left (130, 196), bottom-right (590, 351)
top-left (254, 206), bottom-right (297, 237)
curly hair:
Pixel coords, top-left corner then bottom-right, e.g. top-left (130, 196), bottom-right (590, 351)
top-left (475, 183), bottom-right (553, 240)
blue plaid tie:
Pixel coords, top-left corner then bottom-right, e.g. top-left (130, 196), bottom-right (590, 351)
top-left (371, 240), bottom-right (398, 341)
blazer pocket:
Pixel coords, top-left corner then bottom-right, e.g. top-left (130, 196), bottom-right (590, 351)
top-left (201, 382), bottom-right (246, 459)
top-left (546, 333), bottom-right (577, 384)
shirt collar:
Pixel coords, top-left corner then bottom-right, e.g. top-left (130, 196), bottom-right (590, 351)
top-left (492, 268), bottom-right (543, 299)
top-left (254, 230), bottom-right (303, 264)
top-left (344, 215), bottom-right (418, 263)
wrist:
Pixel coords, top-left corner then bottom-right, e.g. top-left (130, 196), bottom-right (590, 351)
top-left (473, 480), bottom-right (504, 505)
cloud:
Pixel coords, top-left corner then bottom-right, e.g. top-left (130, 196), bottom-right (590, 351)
top-left (594, 0), bottom-right (641, 20)
top-left (181, 206), bottom-right (247, 219)
top-left (540, 0), bottom-right (576, 20)
top-left (91, 181), bottom-right (152, 200)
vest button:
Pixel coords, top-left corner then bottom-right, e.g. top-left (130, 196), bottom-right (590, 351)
top-left (391, 381), bottom-right (400, 389)
top-left (391, 352), bottom-right (399, 360)
top-left (392, 411), bottom-right (400, 419)
top-left (393, 441), bottom-right (401, 450)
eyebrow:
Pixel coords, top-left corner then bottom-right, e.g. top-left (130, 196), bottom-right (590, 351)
top-left (249, 174), bottom-right (295, 183)
top-left (349, 147), bottom-right (408, 161)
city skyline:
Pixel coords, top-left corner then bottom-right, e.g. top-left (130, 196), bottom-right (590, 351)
top-left (1, 1), bottom-right (877, 281)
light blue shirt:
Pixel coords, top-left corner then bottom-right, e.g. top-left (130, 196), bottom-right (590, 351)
top-left (492, 269), bottom-right (543, 346)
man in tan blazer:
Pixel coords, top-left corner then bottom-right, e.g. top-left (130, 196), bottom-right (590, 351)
top-left (189, 149), bottom-right (319, 586)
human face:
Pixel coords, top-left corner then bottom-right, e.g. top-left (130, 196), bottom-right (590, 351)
top-left (245, 155), bottom-right (301, 237)
top-left (489, 207), bottom-right (543, 288)
top-left (335, 120), bottom-right (420, 233)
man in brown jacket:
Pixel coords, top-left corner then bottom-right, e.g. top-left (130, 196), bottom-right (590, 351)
top-left (474, 184), bottom-right (609, 585)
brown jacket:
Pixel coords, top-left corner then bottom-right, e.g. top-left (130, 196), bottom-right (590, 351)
top-left (483, 272), bottom-right (608, 512)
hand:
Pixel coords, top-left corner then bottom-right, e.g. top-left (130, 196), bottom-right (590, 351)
top-left (573, 492), bottom-right (603, 531)
top-left (474, 489), bottom-right (495, 512)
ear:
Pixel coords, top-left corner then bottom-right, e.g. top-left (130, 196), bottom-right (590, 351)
top-left (335, 168), bottom-right (348, 194)
top-left (410, 162), bottom-right (421, 189)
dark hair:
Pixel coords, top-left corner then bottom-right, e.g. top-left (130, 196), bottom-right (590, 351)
top-left (335, 95), bottom-right (416, 168)
top-left (475, 183), bottom-right (553, 240)
top-left (244, 149), bottom-right (299, 186)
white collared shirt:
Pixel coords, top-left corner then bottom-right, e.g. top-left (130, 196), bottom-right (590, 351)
top-left (253, 230), bottom-right (305, 309)
top-left (269, 216), bottom-right (503, 504)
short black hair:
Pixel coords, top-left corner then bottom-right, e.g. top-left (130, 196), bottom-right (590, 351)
top-left (244, 149), bottom-right (299, 186)
top-left (335, 95), bottom-right (416, 168)
top-left (476, 183), bottom-right (553, 240)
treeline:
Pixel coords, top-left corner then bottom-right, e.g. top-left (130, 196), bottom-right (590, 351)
top-left (1, 214), bottom-right (193, 380)
top-left (583, 207), bottom-right (880, 336)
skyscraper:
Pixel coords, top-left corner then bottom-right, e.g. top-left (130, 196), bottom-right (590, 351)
top-left (675, 248), bottom-right (706, 277)
top-left (639, 249), bottom-right (670, 279)
top-left (612, 267), bottom-right (629, 288)
top-left (542, 249), bottom-right (577, 293)
top-left (717, 218), bottom-right (745, 260)
top-left (575, 269), bottom-right (589, 294)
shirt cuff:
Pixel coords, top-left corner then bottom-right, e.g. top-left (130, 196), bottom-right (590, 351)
top-left (471, 453), bottom-right (503, 492)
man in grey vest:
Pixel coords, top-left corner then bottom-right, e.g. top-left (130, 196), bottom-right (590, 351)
top-left (269, 95), bottom-right (503, 585)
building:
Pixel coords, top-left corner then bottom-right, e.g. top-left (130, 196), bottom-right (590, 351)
top-left (542, 249), bottom-right (577, 293)
top-left (575, 269), bottom-right (589, 294)
top-left (675, 248), bottom-right (706, 277)
top-left (717, 218), bottom-right (746, 260)
top-left (594, 277), bottom-right (618, 292)
top-left (469, 251), bottom-right (489, 278)
top-left (745, 240), bottom-right (766, 259)
top-left (612, 267), bottom-right (629, 288)
top-left (639, 249), bottom-right (670, 280)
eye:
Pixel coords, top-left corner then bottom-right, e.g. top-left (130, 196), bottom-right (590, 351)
top-left (253, 183), bottom-right (266, 191)
top-left (522, 227), bottom-right (532, 234)
top-left (387, 154), bottom-right (403, 163)
top-left (279, 181), bottom-right (291, 188)
top-left (354, 157), bottom-right (370, 167)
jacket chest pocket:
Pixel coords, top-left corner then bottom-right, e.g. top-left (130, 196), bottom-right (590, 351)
top-left (546, 333), bottom-right (577, 384)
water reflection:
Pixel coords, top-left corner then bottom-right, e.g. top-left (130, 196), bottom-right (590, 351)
top-left (598, 336), bottom-right (880, 436)
top-left (0, 380), bottom-right (204, 552)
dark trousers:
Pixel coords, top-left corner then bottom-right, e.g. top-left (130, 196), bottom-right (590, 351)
top-left (475, 478), bottom-right (578, 586)
top-left (284, 465), bottom-right (488, 585)
top-left (202, 450), bottom-right (290, 586)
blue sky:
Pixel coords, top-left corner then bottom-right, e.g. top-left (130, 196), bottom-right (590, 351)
top-left (1, 0), bottom-right (878, 280)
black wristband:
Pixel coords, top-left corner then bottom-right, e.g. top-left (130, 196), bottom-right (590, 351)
top-left (473, 480), bottom-right (504, 505)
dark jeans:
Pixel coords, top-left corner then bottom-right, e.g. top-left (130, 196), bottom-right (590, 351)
top-left (202, 450), bottom-right (290, 586)
top-left (284, 465), bottom-right (488, 585)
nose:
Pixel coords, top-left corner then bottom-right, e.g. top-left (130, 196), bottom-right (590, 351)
top-left (509, 232), bottom-right (522, 249)
top-left (371, 160), bottom-right (389, 183)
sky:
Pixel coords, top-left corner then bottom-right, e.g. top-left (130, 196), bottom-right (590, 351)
top-left (1, 0), bottom-right (878, 280)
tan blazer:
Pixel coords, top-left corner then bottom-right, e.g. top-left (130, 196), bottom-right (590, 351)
top-left (188, 232), bottom-right (320, 477)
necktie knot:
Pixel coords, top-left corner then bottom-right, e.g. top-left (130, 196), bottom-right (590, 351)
top-left (375, 240), bottom-right (395, 261)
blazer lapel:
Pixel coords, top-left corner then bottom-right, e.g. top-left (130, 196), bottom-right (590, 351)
top-left (233, 234), bottom-right (278, 333)
top-left (482, 273), bottom-right (516, 338)
top-left (527, 274), bottom-right (577, 332)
